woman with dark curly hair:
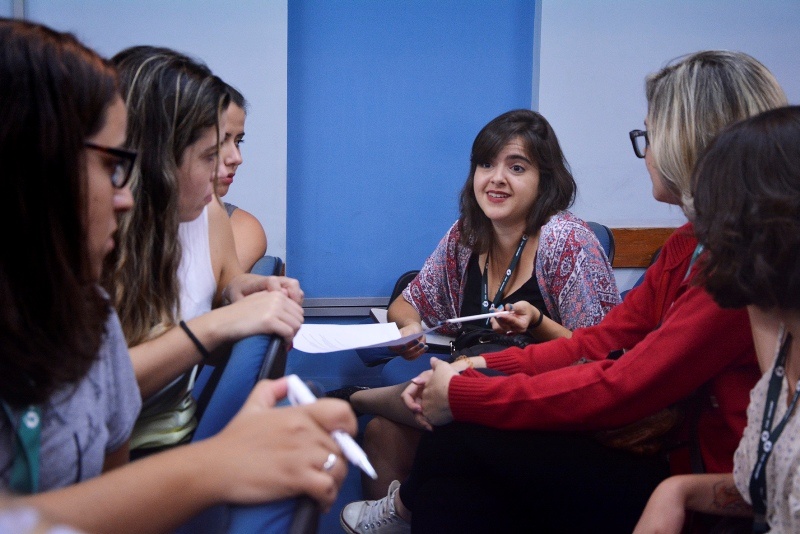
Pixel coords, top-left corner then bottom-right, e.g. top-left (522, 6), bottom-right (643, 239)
top-left (635, 105), bottom-right (800, 534)
top-left (341, 108), bottom-right (619, 499)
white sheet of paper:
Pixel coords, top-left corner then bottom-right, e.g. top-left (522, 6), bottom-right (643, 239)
top-left (292, 322), bottom-right (439, 354)
top-left (292, 310), bottom-right (511, 354)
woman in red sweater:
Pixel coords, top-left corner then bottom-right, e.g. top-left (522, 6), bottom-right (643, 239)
top-left (635, 107), bottom-right (800, 533)
top-left (340, 51), bottom-right (788, 534)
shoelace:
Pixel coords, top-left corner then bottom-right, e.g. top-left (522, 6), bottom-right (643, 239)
top-left (358, 491), bottom-right (400, 530)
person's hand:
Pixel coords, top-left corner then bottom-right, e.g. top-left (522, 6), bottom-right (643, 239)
top-left (402, 358), bottom-right (455, 428)
top-left (217, 290), bottom-right (304, 346)
top-left (225, 273), bottom-right (304, 305)
top-left (632, 477), bottom-right (689, 534)
top-left (402, 368), bottom-right (433, 429)
top-left (202, 378), bottom-right (357, 512)
top-left (389, 323), bottom-right (428, 361)
top-left (490, 301), bottom-right (540, 334)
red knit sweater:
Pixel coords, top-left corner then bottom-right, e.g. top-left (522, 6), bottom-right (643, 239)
top-left (449, 223), bottom-right (759, 474)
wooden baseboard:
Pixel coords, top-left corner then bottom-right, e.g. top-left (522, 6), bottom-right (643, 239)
top-left (610, 228), bottom-right (677, 268)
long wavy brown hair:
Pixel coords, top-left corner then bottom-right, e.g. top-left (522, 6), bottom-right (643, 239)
top-left (106, 47), bottom-right (229, 345)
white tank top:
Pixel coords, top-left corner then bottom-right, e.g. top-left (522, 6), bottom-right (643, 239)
top-left (177, 206), bottom-right (216, 321)
top-left (132, 207), bottom-right (216, 448)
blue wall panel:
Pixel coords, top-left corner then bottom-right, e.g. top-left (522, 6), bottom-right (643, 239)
top-left (288, 0), bottom-right (535, 299)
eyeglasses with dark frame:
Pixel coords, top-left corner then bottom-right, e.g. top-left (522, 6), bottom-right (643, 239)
top-left (84, 142), bottom-right (137, 188)
top-left (629, 129), bottom-right (649, 159)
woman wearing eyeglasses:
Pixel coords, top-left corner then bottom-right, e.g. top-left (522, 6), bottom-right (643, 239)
top-left (0, 19), bottom-right (354, 533)
top-left (635, 106), bottom-right (800, 533)
top-left (341, 51), bottom-right (786, 534)
top-left (105, 47), bottom-right (306, 454)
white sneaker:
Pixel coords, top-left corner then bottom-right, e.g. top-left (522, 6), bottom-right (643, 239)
top-left (340, 480), bottom-right (410, 533)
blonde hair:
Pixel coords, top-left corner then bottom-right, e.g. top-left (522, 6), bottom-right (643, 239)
top-left (645, 50), bottom-right (787, 218)
top-left (107, 47), bottom-right (228, 345)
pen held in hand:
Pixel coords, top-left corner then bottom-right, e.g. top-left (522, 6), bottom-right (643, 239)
top-left (285, 374), bottom-right (378, 479)
top-left (435, 310), bottom-right (512, 327)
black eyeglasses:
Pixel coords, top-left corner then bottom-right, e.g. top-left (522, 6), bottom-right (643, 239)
top-left (629, 129), bottom-right (649, 159)
top-left (84, 142), bottom-right (137, 188)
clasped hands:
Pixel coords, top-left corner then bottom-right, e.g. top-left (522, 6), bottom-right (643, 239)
top-left (401, 356), bottom-right (476, 430)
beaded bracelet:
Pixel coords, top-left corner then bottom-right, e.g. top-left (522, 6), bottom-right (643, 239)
top-left (179, 320), bottom-right (212, 360)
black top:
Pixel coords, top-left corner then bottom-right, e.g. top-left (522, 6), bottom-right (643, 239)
top-left (460, 252), bottom-right (548, 329)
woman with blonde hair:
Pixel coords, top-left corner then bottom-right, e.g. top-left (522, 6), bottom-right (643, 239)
top-left (108, 46), bottom-right (303, 453)
top-left (341, 50), bottom-right (787, 534)
top-left (636, 105), bottom-right (800, 533)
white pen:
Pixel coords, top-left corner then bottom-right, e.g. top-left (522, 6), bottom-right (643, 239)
top-left (285, 374), bottom-right (378, 479)
top-left (437, 310), bottom-right (512, 326)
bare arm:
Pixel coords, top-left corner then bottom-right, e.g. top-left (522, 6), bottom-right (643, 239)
top-left (387, 295), bottom-right (423, 330)
top-left (634, 474), bottom-right (751, 534)
top-left (18, 379), bottom-right (356, 534)
top-left (130, 291), bottom-right (303, 398)
top-left (102, 443), bottom-right (129, 472)
top-left (230, 207), bottom-right (268, 273)
top-left (130, 202), bottom-right (303, 399)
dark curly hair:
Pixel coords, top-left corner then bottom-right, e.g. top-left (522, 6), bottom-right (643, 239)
top-left (693, 105), bottom-right (800, 310)
top-left (459, 109), bottom-right (576, 252)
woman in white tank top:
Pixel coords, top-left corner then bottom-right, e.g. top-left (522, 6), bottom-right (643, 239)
top-left (106, 46), bottom-right (305, 453)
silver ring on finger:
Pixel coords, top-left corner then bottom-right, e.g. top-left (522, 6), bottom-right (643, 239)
top-left (322, 452), bottom-right (337, 472)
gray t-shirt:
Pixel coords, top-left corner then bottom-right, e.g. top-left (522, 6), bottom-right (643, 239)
top-left (0, 310), bottom-right (141, 491)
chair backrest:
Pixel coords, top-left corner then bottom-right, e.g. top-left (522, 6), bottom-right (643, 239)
top-left (586, 221), bottom-right (615, 264)
top-left (192, 336), bottom-right (286, 441)
top-left (620, 247), bottom-right (662, 300)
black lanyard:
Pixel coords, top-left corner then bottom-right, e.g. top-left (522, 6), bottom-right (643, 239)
top-left (481, 235), bottom-right (528, 324)
top-left (1, 401), bottom-right (41, 493)
top-left (749, 327), bottom-right (797, 533)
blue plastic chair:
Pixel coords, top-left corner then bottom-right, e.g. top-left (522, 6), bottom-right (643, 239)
top-left (178, 255), bottom-right (318, 534)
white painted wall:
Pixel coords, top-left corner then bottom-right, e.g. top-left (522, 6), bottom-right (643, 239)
top-left (537, 0), bottom-right (800, 290)
top-left (22, 0), bottom-right (289, 259)
top-left (7, 1), bottom-right (799, 290)
top-left (538, 0), bottom-right (800, 228)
